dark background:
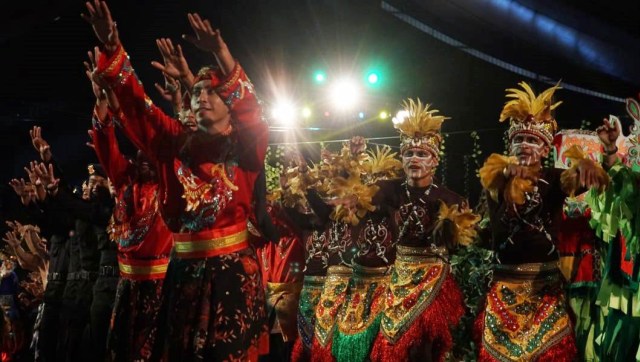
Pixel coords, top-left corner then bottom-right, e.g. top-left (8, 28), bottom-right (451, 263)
top-left (1, 0), bottom-right (638, 208)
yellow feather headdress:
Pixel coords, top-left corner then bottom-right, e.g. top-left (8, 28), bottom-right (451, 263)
top-left (394, 98), bottom-right (449, 158)
top-left (500, 81), bottom-right (562, 145)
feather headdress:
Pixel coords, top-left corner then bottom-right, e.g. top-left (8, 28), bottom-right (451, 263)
top-left (500, 81), bottom-right (562, 145)
top-left (394, 98), bottom-right (449, 158)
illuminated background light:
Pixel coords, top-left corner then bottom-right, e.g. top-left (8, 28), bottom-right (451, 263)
top-left (330, 78), bottom-right (360, 111)
top-left (271, 101), bottom-right (297, 127)
top-left (367, 72), bottom-right (379, 84)
top-left (379, 111), bottom-right (389, 119)
top-left (314, 71), bottom-right (327, 83)
top-left (302, 107), bottom-right (312, 118)
top-left (392, 110), bottom-right (409, 125)
top-left (358, 112), bottom-right (365, 119)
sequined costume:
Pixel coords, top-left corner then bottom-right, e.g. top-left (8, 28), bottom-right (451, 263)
top-left (95, 45), bottom-right (269, 360)
top-left (370, 180), bottom-right (466, 362)
top-left (90, 109), bottom-right (173, 361)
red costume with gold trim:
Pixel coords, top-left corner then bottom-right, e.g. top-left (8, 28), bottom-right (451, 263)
top-left (95, 45), bottom-right (269, 361)
top-left (90, 108), bottom-right (173, 361)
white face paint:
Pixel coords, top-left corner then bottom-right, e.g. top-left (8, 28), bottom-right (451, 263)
top-left (510, 134), bottom-right (548, 166)
top-left (402, 148), bottom-right (438, 182)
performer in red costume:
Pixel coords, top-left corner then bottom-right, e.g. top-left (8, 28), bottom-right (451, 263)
top-left (83, 52), bottom-right (174, 361)
top-left (83, 2), bottom-right (268, 360)
top-left (370, 99), bottom-right (477, 362)
top-left (475, 82), bottom-right (608, 362)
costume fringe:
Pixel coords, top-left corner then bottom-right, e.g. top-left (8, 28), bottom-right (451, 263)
top-left (310, 338), bottom-right (335, 362)
top-left (291, 337), bottom-right (306, 362)
top-left (370, 276), bottom-right (464, 362)
top-left (331, 315), bottom-right (381, 362)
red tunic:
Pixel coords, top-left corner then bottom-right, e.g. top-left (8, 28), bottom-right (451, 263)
top-left (90, 110), bottom-right (173, 279)
top-left (95, 45), bottom-right (268, 236)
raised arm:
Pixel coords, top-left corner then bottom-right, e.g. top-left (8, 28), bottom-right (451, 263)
top-left (84, 2), bottom-right (181, 159)
top-left (183, 13), bottom-right (268, 170)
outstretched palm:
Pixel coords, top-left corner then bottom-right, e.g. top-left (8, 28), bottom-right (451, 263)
top-left (81, 0), bottom-right (120, 51)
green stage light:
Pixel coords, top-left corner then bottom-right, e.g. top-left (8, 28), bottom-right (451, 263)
top-left (367, 72), bottom-right (379, 84)
top-left (314, 71), bottom-right (327, 83)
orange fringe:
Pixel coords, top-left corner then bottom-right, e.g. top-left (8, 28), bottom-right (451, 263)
top-left (370, 275), bottom-right (464, 362)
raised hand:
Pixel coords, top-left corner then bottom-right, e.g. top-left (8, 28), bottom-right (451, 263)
top-left (24, 162), bottom-right (46, 201)
top-left (182, 13), bottom-right (234, 74)
top-left (84, 47), bottom-right (106, 100)
top-left (596, 117), bottom-right (621, 148)
top-left (34, 163), bottom-right (60, 195)
top-left (183, 13), bottom-right (225, 53)
top-left (2, 231), bottom-right (20, 249)
top-left (81, 0), bottom-right (120, 52)
top-left (151, 38), bottom-right (194, 89)
top-left (154, 75), bottom-right (183, 111)
top-left (29, 126), bottom-right (52, 162)
top-left (8, 178), bottom-right (35, 205)
top-left (87, 130), bottom-right (96, 150)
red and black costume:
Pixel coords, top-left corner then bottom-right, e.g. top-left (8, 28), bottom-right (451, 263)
top-left (369, 180), bottom-right (466, 362)
top-left (90, 109), bottom-right (173, 361)
top-left (95, 45), bottom-right (269, 360)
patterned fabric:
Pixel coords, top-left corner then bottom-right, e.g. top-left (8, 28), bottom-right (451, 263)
top-left (332, 265), bottom-right (389, 362)
top-left (480, 265), bottom-right (573, 362)
top-left (296, 276), bottom-right (326, 351)
top-left (380, 247), bottom-right (449, 343)
top-left (107, 279), bottom-right (164, 361)
top-left (163, 248), bottom-right (268, 361)
top-left (314, 266), bottom-right (352, 347)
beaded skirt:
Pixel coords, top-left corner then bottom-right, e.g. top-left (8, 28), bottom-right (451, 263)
top-left (332, 264), bottom-right (389, 362)
top-left (310, 266), bottom-right (352, 362)
top-left (371, 245), bottom-right (464, 362)
top-left (292, 275), bottom-right (326, 360)
top-left (477, 262), bottom-right (576, 362)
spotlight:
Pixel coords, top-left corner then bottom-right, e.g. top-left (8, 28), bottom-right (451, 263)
top-left (379, 111), bottom-right (389, 120)
top-left (302, 107), bottom-right (312, 119)
top-left (392, 110), bottom-right (409, 125)
top-left (358, 112), bottom-right (365, 119)
top-left (314, 71), bottom-right (327, 84)
top-left (367, 72), bottom-right (379, 84)
top-left (271, 101), bottom-right (297, 127)
top-left (330, 78), bottom-right (360, 111)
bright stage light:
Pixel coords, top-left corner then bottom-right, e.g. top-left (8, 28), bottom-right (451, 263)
top-left (379, 111), bottom-right (389, 120)
top-left (302, 107), bottom-right (312, 118)
top-left (330, 78), bottom-right (360, 111)
top-left (392, 110), bottom-right (409, 125)
top-left (367, 72), bottom-right (379, 84)
top-left (358, 112), bottom-right (365, 119)
top-left (271, 101), bottom-right (297, 127)
top-left (314, 71), bottom-right (327, 83)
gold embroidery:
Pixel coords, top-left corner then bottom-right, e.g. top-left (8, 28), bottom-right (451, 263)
top-left (211, 164), bottom-right (238, 191)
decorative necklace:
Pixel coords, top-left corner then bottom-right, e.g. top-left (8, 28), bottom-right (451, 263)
top-left (397, 182), bottom-right (436, 243)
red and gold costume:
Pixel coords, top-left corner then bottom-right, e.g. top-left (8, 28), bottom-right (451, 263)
top-left (90, 109), bottom-right (173, 361)
top-left (371, 100), bottom-right (475, 362)
top-left (95, 45), bottom-right (269, 361)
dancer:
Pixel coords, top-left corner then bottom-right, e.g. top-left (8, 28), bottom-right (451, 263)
top-left (84, 2), bottom-right (268, 359)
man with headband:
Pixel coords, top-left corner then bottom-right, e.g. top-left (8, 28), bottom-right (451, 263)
top-left (83, 1), bottom-right (268, 360)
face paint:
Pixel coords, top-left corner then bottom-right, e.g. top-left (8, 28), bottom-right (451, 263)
top-left (510, 134), bottom-right (547, 166)
top-left (402, 149), bottom-right (438, 181)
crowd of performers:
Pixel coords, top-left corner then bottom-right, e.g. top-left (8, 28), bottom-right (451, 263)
top-left (2, 1), bottom-right (640, 361)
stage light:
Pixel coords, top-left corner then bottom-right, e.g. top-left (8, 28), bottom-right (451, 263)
top-left (392, 110), bottom-right (409, 125)
top-left (324, 111), bottom-right (330, 117)
top-left (302, 107), bottom-right (312, 118)
top-left (330, 78), bottom-right (360, 111)
top-left (367, 72), bottom-right (379, 84)
top-left (358, 112), bottom-right (365, 119)
top-left (314, 71), bottom-right (327, 84)
top-left (271, 101), bottom-right (297, 127)
top-left (379, 111), bottom-right (389, 120)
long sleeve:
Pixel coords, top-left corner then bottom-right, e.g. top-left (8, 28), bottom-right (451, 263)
top-left (95, 45), bottom-right (181, 161)
top-left (91, 108), bottom-right (133, 190)
top-left (216, 62), bottom-right (269, 171)
top-left (305, 189), bottom-right (332, 225)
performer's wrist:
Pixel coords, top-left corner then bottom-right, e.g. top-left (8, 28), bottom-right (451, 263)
top-left (604, 146), bottom-right (618, 155)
